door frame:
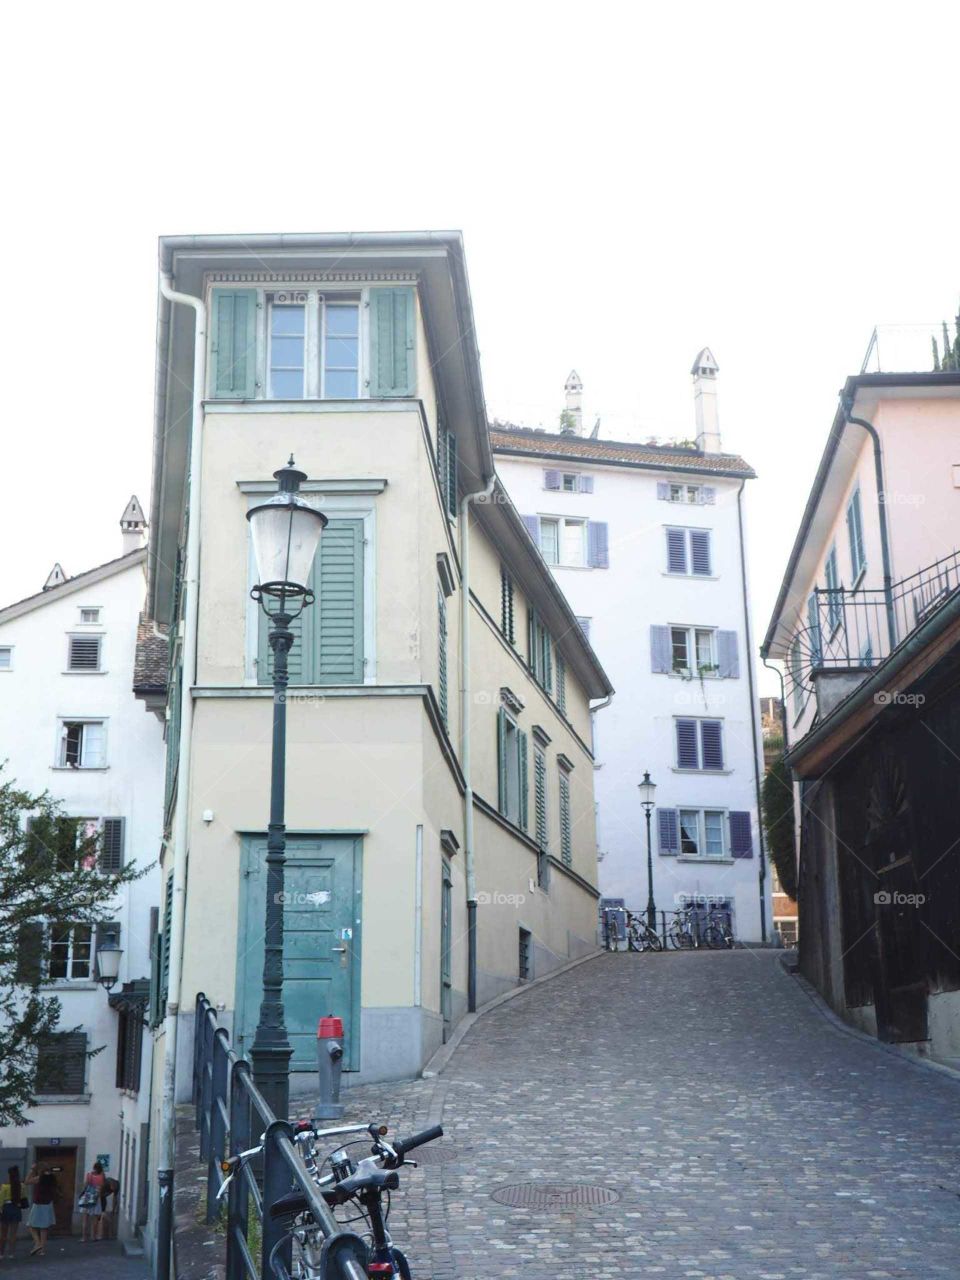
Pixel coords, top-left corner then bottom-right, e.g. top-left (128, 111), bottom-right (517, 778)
top-left (236, 832), bottom-right (363, 1071)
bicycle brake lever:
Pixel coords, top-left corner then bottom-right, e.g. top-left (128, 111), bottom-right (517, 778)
top-left (402, 1159), bottom-right (418, 1168)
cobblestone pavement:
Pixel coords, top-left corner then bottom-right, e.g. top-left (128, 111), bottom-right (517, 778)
top-left (309, 950), bottom-right (960, 1280)
top-left (0, 1234), bottom-right (148, 1277)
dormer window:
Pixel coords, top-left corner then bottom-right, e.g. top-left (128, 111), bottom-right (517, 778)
top-left (266, 292), bottom-right (361, 399)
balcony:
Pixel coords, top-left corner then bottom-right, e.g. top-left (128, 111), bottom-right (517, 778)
top-left (861, 321), bottom-right (959, 375)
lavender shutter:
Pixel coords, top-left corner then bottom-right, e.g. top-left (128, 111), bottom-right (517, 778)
top-left (717, 631), bottom-right (739, 679)
top-left (578, 475), bottom-right (594, 494)
top-left (700, 720), bottom-right (724, 770)
top-left (650, 625), bottom-right (672, 673)
top-left (544, 469), bottom-right (561, 490)
top-left (657, 808), bottom-right (680, 855)
top-left (690, 529), bottom-right (712, 575)
top-left (701, 486), bottom-right (716, 505)
top-left (587, 522), bottom-right (609, 568)
top-left (666, 528), bottom-right (686, 573)
top-left (676, 719), bottom-right (699, 769)
top-left (521, 515), bottom-right (540, 547)
top-left (657, 482), bottom-right (670, 501)
top-left (729, 811), bottom-right (754, 858)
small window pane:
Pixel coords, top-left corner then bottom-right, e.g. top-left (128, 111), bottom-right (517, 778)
top-left (325, 304), bottom-right (359, 336)
top-left (704, 811), bottom-right (724, 857)
top-left (49, 926), bottom-right (70, 979)
top-left (269, 305), bottom-right (305, 399)
top-left (0, 648), bottom-right (11, 669)
top-left (679, 810), bottom-right (700, 856)
top-left (671, 628), bottom-right (689, 670)
top-left (325, 336), bottom-right (358, 367)
top-left (562, 520), bottom-right (585, 566)
top-left (562, 474), bottom-right (577, 492)
top-left (271, 306), bottom-right (305, 337)
top-left (695, 629), bottom-right (714, 670)
top-left (72, 926), bottom-right (92, 979)
top-left (270, 370), bottom-right (304, 399)
top-left (540, 520), bottom-right (560, 565)
top-left (325, 369), bottom-right (359, 398)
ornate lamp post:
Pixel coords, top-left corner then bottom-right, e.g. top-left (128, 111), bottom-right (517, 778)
top-left (94, 929), bottom-right (123, 993)
top-left (638, 771), bottom-right (657, 931)
top-left (246, 457), bottom-right (327, 1120)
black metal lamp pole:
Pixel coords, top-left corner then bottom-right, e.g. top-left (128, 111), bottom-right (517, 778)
top-left (247, 459), bottom-right (326, 1121)
top-left (639, 771), bottom-right (657, 931)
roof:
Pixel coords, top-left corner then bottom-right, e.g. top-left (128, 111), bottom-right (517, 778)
top-left (490, 425), bottom-right (756, 478)
top-left (133, 616), bottom-right (169, 693)
top-left (0, 548), bottom-right (147, 625)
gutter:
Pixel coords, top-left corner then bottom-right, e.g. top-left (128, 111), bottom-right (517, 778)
top-left (155, 274), bottom-right (206, 1280)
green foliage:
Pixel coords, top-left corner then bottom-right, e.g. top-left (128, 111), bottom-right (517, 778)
top-left (0, 769), bottom-right (149, 1124)
top-left (761, 754), bottom-right (798, 900)
top-left (558, 408), bottom-right (578, 433)
top-left (932, 308), bottom-right (960, 371)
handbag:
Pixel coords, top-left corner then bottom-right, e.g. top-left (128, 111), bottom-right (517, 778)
top-left (78, 1184), bottom-right (99, 1210)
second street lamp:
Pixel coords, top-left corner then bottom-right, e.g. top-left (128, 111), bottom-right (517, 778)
top-left (246, 457), bottom-right (327, 1121)
top-left (638, 771), bottom-right (657, 931)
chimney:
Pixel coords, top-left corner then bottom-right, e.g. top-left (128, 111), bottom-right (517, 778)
top-left (120, 495), bottom-right (147, 555)
top-left (691, 348), bottom-right (721, 453)
top-left (43, 563), bottom-right (68, 591)
top-left (561, 370), bottom-right (583, 435)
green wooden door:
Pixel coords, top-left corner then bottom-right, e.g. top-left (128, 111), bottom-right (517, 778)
top-left (236, 835), bottom-right (362, 1071)
top-left (440, 860), bottom-right (452, 1041)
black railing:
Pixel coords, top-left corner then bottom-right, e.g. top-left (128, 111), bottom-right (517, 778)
top-left (192, 993), bottom-right (366, 1280)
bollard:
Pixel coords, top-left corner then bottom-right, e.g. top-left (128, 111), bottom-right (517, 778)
top-left (316, 1015), bottom-right (345, 1119)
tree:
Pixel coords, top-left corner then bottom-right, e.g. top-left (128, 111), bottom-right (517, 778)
top-left (761, 755), bottom-right (798, 901)
top-left (0, 770), bottom-right (148, 1124)
top-left (932, 309), bottom-right (960, 371)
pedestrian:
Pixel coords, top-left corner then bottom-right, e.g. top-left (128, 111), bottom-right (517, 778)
top-left (0, 1167), bottom-right (25, 1257)
top-left (97, 1174), bottom-right (120, 1241)
top-left (24, 1163), bottom-right (57, 1257)
top-left (78, 1161), bottom-right (105, 1242)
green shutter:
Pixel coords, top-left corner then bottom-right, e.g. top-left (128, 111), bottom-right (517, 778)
top-left (445, 430), bottom-right (458, 517)
top-left (497, 707), bottom-right (508, 815)
top-left (148, 932), bottom-right (161, 1028)
top-left (211, 289), bottom-right (257, 399)
top-left (556, 655), bottom-right (567, 716)
top-left (518, 730), bottom-right (529, 831)
top-left (438, 587), bottom-right (448, 728)
top-left (534, 749), bottom-right (547, 848)
top-left (541, 628), bottom-right (553, 695)
top-left (559, 773), bottom-right (572, 866)
top-left (370, 287), bottom-right (416, 397)
top-left (159, 871), bottom-right (174, 1013)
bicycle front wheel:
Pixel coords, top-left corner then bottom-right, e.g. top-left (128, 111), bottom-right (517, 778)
top-left (701, 924), bottom-right (725, 949)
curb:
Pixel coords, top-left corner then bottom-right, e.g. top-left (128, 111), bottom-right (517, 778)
top-left (421, 948), bottom-right (604, 1078)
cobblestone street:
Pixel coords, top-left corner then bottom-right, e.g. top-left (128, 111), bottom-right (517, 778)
top-left (325, 950), bottom-right (960, 1279)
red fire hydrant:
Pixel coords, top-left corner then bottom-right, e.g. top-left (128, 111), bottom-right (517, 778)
top-left (316, 1015), bottom-right (345, 1119)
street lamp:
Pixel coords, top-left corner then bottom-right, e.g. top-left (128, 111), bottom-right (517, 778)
top-left (95, 929), bottom-right (123, 992)
top-left (246, 457), bottom-right (327, 1120)
top-left (638, 771), bottom-right (657, 931)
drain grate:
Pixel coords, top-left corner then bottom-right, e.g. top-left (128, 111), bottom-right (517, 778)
top-left (491, 1182), bottom-right (620, 1210)
top-left (411, 1143), bottom-right (462, 1165)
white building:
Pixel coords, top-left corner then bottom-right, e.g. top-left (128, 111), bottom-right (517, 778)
top-left (0, 499), bottom-right (165, 1242)
top-left (492, 355), bottom-right (772, 941)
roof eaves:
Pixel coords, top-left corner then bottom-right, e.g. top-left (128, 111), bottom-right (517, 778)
top-left (0, 548), bottom-right (147, 625)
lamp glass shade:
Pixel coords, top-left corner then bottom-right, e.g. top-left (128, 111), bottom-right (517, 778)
top-left (638, 773), bottom-right (657, 808)
top-left (247, 496), bottom-right (327, 596)
top-left (96, 937), bottom-right (123, 986)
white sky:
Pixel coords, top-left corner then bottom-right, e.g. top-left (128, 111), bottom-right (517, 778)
top-left (2, 1), bottom-right (958, 697)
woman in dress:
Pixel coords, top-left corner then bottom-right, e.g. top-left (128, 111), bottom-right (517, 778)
top-left (79, 1161), bottom-right (105, 1242)
top-left (0, 1167), bottom-right (24, 1257)
top-left (25, 1163), bottom-right (57, 1257)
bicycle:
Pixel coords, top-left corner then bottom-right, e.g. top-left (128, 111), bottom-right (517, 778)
top-left (218, 1119), bottom-right (443, 1278)
top-left (701, 909), bottom-right (735, 950)
top-left (625, 909), bottom-right (663, 952)
top-left (666, 907), bottom-right (697, 950)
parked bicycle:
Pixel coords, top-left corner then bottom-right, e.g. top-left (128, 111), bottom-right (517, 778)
top-left (625, 909), bottom-right (663, 952)
top-left (666, 905), bottom-right (736, 950)
top-left (218, 1119), bottom-right (443, 1278)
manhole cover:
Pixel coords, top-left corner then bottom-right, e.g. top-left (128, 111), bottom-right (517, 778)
top-left (411, 1143), bottom-right (462, 1165)
top-left (490, 1182), bottom-right (620, 1210)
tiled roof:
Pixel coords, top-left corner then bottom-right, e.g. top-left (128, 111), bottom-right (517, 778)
top-left (133, 616), bottom-right (169, 693)
top-left (489, 424), bottom-right (756, 477)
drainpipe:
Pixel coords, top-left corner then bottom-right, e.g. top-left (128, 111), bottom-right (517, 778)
top-left (736, 481), bottom-right (768, 943)
top-left (460, 471), bottom-right (497, 1012)
top-left (155, 274), bottom-right (206, 1280)
top-left (840, 396), bottom-right (896, 652)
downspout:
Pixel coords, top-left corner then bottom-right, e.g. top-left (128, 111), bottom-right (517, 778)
top-left (840, 396), bottom-right (896, 651)
top-left (156, 274), bottom-right (206, 1280)
top-left (460, 471), bottom-right (497, 1013)
top-left (736, 481), bottom-right (768, 943)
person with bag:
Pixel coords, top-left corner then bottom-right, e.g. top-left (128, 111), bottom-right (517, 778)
top-left (97, 1174), bottom-right (120, 1241)
top-left (78, 1161), bottom-right (105, 1243)
top-left (25, 1163), bottom-right (57, 1257)
top-left (0, 1167), bottom-right (25, 1257)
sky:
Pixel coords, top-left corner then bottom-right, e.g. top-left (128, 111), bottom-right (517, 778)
top-left (2, 0), bottom-right (958, 697)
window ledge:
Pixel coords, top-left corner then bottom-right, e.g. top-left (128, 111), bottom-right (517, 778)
top-left (51, 766), bottom-right (109, 772)
top-left (677, 856), bottom-right (735, 864)
top-left (61, 670), bottom-right (108, 676)
top-left (671, 767), bottom-right (732, 776)
top-left (32, 1094), bottom-right (92, 1105)
top-left (663, 572), bottom-right (719, 581)
top-left (46, 982), bottom-right (98, 992)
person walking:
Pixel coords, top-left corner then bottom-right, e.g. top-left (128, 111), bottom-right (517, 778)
top-left (25, 1163), bottom-right (57, 1257)
top-left (0, 1167), bottom-right (25, 1258)
top-left (78, 1161), bottom-right (105, 1243)
top-left (96, 1174), bottom-right (120, 1241)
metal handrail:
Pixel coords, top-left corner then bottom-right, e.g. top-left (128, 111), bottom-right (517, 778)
top-left (192, 993), bottom-right (366, 1280)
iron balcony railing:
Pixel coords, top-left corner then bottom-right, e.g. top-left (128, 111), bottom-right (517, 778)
top-left (786, 549), bottom-right (960, 701)
top-left (860, 323), bottom-right (956, 374)
top-left (192, 993), bottom-right (366, 1280)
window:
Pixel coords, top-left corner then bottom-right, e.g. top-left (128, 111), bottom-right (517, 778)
top-left (57, 719), bottom-right (107, 768)
top-left (847, 489), bottom-right (866, 581)
top-left (666, 527), bottom-right (712, 576)
top-left (824, 546), bottom-right (842, 632)
top-left (672, 483), bottom-right (700, 503)
top-left (539, 517), bottom-right (586, 567)
top-left (266, 293), bottom-right (361, 400)
top-left (497, 708), bottom-right (528, 828)
top-left (678, 809), bottom-right (727, 858)
top-left (562, 473), bottom-right (578, 492)
top-left (518, 927), bottom-right (531, 981)
top-left (322, 301), bottom-right (361, 398)
top-left (0, 646), bottom-right (11, 670)
top-left (500, 568), bottom-right (515, 644)
top-left (669, 626), bottom-right (717, 675)
top-left (116, 1003), bottom-right (144, 1092)
top-left (659, 482), bottom-right (715, 504)
top-left (544, 469), bottom-right (593, 494)
top-left (79, 608), bottom-right (101, 624)
top-left (528, 610), bottom-right (553, 693)
top-left (35, 1031), bottom-right (87, 1095)
top-left (268, 299), bottom-right (306, 398)
top-left (675, 718), bottom-right (724, 770)
top-left (68, 634), bottom-right (102, 672)
top-left (558, 768), bottom-right (573, 866)
top-left (49, 924), bottom-right (93, 981)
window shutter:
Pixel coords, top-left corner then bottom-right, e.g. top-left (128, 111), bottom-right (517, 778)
top-left (500, 569), bottom-right (515, 644)
top-left (317, 519), bottom-right (365, 684)
top-left (369, 287), bottom-right (416, 396)
top-left (576, 616), bottom-right (591, 641)
top-left (587, 521), bottom-right (609, 568)
top-left (436, 425), bottom-right (448, 509)
top-left (94, 921), bottom-right (121, 980)
top-left (35, 1031), bottom-right (87, 1095)
top-left (100, 818), bottom-right (125, 872)
top-left (657, 482), bottom-right (670, 501)
top-left (807, 592), bottom-right (822, 664)
top-left (650, 625), bottom-right (673, 674)
top-left (717, 631), bottom-right (739, 679)
top-left (520, 514), bottom-right (540, 546)
top-left (544, 469), bottom-right (561, 490)
top-left (556, 654), bottom-right (567, 715)
top-left (578, 475), bottom-right (594, 494)
top-left (437, 588), bottom-right (448, 729)
top-left (148, 927), bottom-right (162, 1029)
top-left (701, 487), bottom-right (717, 505)
top-left (518, 729), bottom-right (529, 831)
top-left (211, 289), bottom-right (257, 399)
top-left (541, 629), bottom-right (553, 695)
top-left (690, 530), bottom-right (712, 576)
top-left (657, 807), bottom-right (680, 855)
top-left (729, 811), bottom-right (754, 858)
top-left (69, 635), bottom-right (101, 671)
top-left (676, 718), bottom-right (699, 769)
top-left (700, 720), bottom-right (724, 770)
top-left (497, 708), bottom-right (508, 816)
top-left (16, 923), bottom-right (45, 986)
top-left (534, 749), bottom-right (548, 848)
top-left (83, 721), bottom-right (106, 768)
top-left (160, 871), bottom-right (173, 1010)
top-left (666, 528), bottom-right (687, 574)
top-left (559, 773), bottom-right (572, 866)
top-left (445, 430), bottom-right (458, 518)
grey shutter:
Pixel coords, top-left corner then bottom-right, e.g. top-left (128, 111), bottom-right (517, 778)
top-left (16, 923), bottom-right (45, 986)
top-left (578, 475), bottom-right (594, 494)
top-left (159, 871), bottom-right (173, 1011)
top-left (657, 482), bottom-right (670, 500)
top-left (369, 287), bottom-right (416, 396)
top-left (541, 628), bottom-right (553, 694)
top-left (69, 635), bottom-right (101, 671)
top-left (676, 718), bottom-right (699, 769)
top-left (544, 469), bottom-right (561, 490)
top-left (35, 1031), bottom-right (87, 1095)
top-left (666, 528), bottom-right (687, 573)
top-left (317, 520), bottom-right (364, 684)
top-left (518, 730), bottom-right (529, 831)
top-left (690, 530), bottom-right (712, 576)
top-left (520, 514), bottom-right (540, 546)
top-left (556, 654), bottom-right (567, 715)
top-left (657, 808), bottom-right (680, 855)
top-left (587, 521), bottom-right (609, 568)
top-left (730, 811), bottom-right (754, 858)
top-left (93, 921), bottom-right (121, 980)
top-left (559, 773), bottom-right (572, 866)
top-left (701, 486), bottom-right (717, 505)
top-left (534, 749), bottom-right (548, 847)
top-left (211, 289), bottom-right (258, 399)
top-left (701, 720), bottom-right (724, 770)
top-left (717, 631), bottom-right (739, 679)
top-left (436, 425), bottom-right (448, 509)
top-left (100, 818), bottom-right (125, 871)
top-left (437, 588), bottom-right (448, 728)
top-left (650, 625), bottom-right (672, 674)
top-left (445, 430), bottom-right (458, 518)
top-left (497, 708), bottom-right (508, 815)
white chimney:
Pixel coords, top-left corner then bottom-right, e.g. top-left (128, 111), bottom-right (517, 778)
top-left (120, 495), bottom-right (147, 555)
top-left (691, 348), bottom-right (721, 453)
top-left (43, 563), bottom-right (68, 591)
top-left (561, 370), bottom-right (583, 435)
